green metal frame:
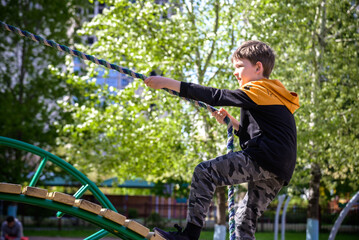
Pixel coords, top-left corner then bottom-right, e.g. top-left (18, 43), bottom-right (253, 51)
top-left (0, 193), bottom-right (144, 240)
top-left (0, 137), bottom-right (146, 240)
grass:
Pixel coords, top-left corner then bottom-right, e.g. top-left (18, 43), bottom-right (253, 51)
top-left (200, 231), bottom-right (358, 240)
top-left (24, 229), bottom-right (358, 240)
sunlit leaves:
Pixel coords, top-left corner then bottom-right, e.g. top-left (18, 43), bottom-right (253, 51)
top-left (54, 0), bottom-right (246, 188)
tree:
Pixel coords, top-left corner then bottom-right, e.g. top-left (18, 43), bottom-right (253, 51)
top-left (54, 0), bottom-right (243, 233)
top-left (0, 0), bottom-right (89, 184)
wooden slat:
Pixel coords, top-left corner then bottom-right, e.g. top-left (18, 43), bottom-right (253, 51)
top-left (99, 208), bottom-right (126, 225)
top-left (0, 183), bottom-right (21, 194)
top-left (46, 192), bottom-right (76, 206)
top-left (74, 199), bottom-right (102, 215)
top-left (124, 219), bottom-right (150, 237)
top-left (22, 186), bottom-right (47, 198)
top-left (147, 232), bottom-right (166, 240)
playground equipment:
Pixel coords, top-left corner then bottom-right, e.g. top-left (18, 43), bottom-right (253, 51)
top-left (0, 21), bottom-right (237, 240)
top-left (273, 194), bottom-right (291, 240)
top-left (328, 191), bottom-right (359, 240)
top-left (0, 136), bottom-right (164, 240)
top-left (281, 195), bottom-right (291, 240)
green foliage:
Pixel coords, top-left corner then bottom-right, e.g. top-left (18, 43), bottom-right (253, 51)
top-left (25, 204), bottom-right (55, 226)
top-left (286, 211), bottom-right (307, 224)
top-left (151, 179), bottom-right (190, 198)
top-left (54, 0), bottom-right (244, 185)
top-left (54, 73), bottom-right (201, 182)
top-left (0, 0), bottom-right (90, 184)
top-left (128, 208), bottom-right (139, 219)
top-left (146, 212), bottom-right (168, 229)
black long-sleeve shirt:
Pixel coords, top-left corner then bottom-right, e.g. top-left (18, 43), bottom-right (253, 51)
top-left (179, 79), bottom-right (300, 184)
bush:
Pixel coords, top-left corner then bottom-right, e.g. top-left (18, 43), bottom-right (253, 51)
top-left (128, 208), bottom-right (139, 219)
top-left (286, 211), bottom-right (307, 223)
top-left (146, 212), bottom-right (168, 229)
top-left (25, 205), bottom-right (54, 226)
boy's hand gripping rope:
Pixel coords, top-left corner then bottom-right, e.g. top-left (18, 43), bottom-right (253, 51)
top-left (0, 21), bottom-right (236, 240)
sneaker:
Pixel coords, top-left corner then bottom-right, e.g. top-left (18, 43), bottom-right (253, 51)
top-left (154, 224), bottom-right (190, 240)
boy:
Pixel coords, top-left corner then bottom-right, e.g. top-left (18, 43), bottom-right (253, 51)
top-left (1, 216), bottom-right (24, 240)
top-left (144, 40), bottom-right (300, 240)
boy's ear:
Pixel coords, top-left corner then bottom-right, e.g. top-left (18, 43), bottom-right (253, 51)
top-left (255, 61), bottom-right (263, 73)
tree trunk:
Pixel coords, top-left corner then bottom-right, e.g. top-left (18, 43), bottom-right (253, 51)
top-left (307, 162), bottom-right (321, 219)
top-left (306, 162), bottom-right (322, 240)
top-left (307, 1), bottom-right (326, 239)
top-left (214, 186), bottom-right (227, 240)
top-left (215, 186), bottom-right (227, 225)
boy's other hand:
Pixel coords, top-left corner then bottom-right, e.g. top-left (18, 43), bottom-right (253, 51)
top-left (212, 108), bottom-right (229, 125)
top-left (212, 108), bottom-right (240, 131)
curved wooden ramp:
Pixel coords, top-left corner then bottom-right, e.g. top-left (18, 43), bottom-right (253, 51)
top-left (0, 184), bottom-right (164, 240)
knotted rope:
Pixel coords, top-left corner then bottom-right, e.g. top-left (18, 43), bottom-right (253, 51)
top-left (0, 21), bottom-right (236, 240)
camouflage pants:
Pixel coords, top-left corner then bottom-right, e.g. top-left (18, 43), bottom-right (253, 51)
top-left (187, 151), bottom-right (284, 240)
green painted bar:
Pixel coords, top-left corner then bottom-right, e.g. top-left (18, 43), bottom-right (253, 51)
top-left (29, 156), bottom-right (48, 187)
top-left (57, 184), bottom-right (89, 218)
top-left (0, 193), bottom-right (146, 240)
top-left (84, 229), bottom-right (110, 240)
top-left (74, 184), bottom-right (89, 198)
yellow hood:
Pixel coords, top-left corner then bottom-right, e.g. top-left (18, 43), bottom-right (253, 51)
top-left (241, 79), bottom-right (300, 114)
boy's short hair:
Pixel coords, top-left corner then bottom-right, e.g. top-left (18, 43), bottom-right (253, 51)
top-left (232, 40), bottom-right (275, 78)
top-left (6, 216), bottom-right (14, 223)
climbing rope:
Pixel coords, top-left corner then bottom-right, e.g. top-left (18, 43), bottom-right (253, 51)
top-left (0, 21), bottom-right (236, 240)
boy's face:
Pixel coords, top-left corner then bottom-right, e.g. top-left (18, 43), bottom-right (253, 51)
top-left (7, 221), bottom-right (14, 227)
top-left (233, 58), bottom-right (261, 87)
